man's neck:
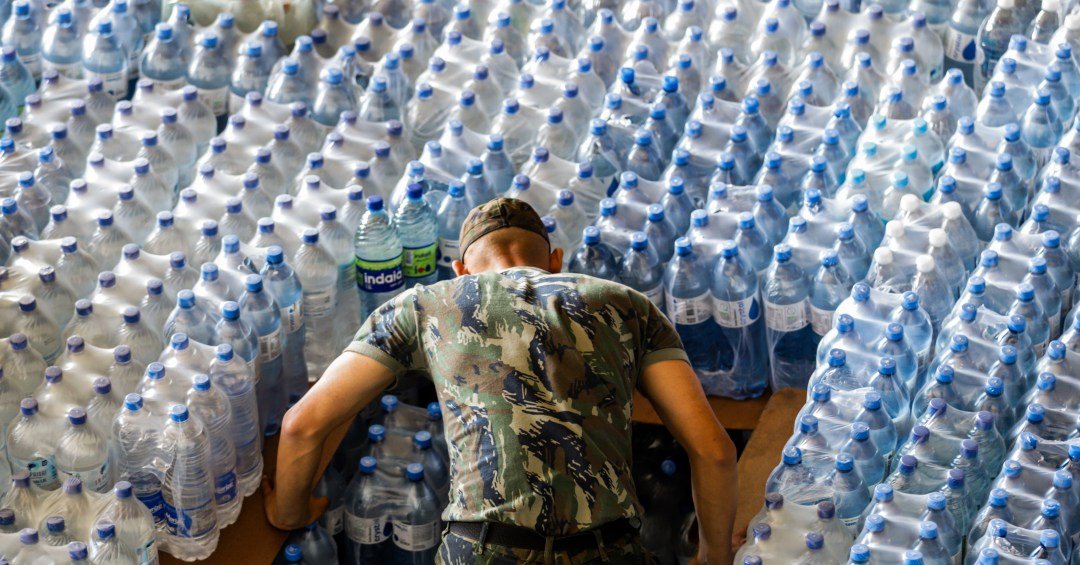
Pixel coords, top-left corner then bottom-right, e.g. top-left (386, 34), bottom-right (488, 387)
top-left (476, 258), bottom-right (546, 273)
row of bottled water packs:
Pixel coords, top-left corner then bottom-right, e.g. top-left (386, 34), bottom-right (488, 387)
top-left (0, 0), bottom-right (1076, 561)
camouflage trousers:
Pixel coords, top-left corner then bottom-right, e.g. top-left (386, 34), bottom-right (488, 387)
top-left (435, 526), bottom-right (654, 565)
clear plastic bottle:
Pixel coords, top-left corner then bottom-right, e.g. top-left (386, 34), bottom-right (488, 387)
top-left (97, 481), bottom-right (158, 565)
top-left (353, 196), bottom-right (404, 318)
top-left (82, 20), bottom-right (129, 100)
top-left (41, 8), bottom-right (82, 79)
top-left (15, 296), bottom-right (60, 362)
top-left (8, 398), bottom-right (59, 490)
top-left (138, 22), bottom-right (186, 89)
top-left (187, 374), bottom-right (239, 527)
top-left (159, 404), bottom-right (219, 560)
top-left (54, 407), bottom-right (111, 494)
top-left (208, 344), bottom-right (262, 497)
top-left (186, 32), bottom-right (230, 123)
top-left (239, 274), bottom-right (285, 436)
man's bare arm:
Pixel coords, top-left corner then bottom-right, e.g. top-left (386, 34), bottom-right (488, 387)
top-left (638, 359), bottom-right (738, 564)
top-left (264, 351), bottom-right (396, 530)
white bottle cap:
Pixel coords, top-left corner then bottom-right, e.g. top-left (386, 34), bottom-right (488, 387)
top-left (899, 194), bottom-right (921, 214)
top-left (998, 0), bottom-right (1015, 9)
top-left (916, 254), bottom-right (936, 273)
top-left (942, 201), bottom-right (963, 220)
top-left (1043, 0), bottom-right (1060, 12)
top-left (1067, 12), bottom-right (1080, 29)
top-left (874, 247), bottom-right (894, 265)
top-left (928, 228), bottom-right (948, 248)
top-left (885, 220), bottom-right (906, 239)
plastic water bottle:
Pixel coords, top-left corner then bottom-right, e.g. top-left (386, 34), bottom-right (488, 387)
top-left (112, 394), bottom-right (166, 526)
top-left (186, 33), bottom-right (229, 124)
top-left (619, 232), bottom-right (665, 308)
top-left (569, 226), bottom-right (619, 280)
top-left (435, 182), bottom-right (468, 281)
top-left (343, 457), bottom-right (391, 563)
top-left (976, 0), bottom-right (1023, 90)
top-left (54, 407), bottom-right (111, 494)
top-left (97, 481), bottom-right (158, 565)
top-left (83, 20), bottom-right (129, 100)
top-left (260, 246), bottom-right (308, 407)
top-left (239, 274), bottom-right (285, 436)
top-left (354, 196), bottom-right (405, 318)
top-left (389, 463), bottom-right (441, 564)
top-left (160, 404), bottom-right (219, 560)
top-left (7, 398), bottom-right (59, 490)
top-left (207, 344), bottom-right (261, 498)
top-left (164, 290), bottom-right (216, 345)
top-left (293, 229), bottom-right (338, 381)
top-left (187, 374), bottom-right (239, 527)
top-left (396, 184), bottom-right (439, 288)
top-left (138, 23), bottom-right (186, 89)
top-left (764, 245), bottom-right (816, 390)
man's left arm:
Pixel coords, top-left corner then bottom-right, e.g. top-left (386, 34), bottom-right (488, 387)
top-left (264, 351), bottom-right (396, 530)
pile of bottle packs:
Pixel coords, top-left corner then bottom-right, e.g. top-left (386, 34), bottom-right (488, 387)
top-left (0, 0), bottom-right (1072, 560)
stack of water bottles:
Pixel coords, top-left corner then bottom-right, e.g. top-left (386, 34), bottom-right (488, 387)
top-left (0, 0), bottom-right (1074, 560)
top-left (731, 0), bottom-right (1080, 561)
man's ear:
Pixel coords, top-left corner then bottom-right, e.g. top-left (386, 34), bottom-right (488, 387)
top-left (549, 248), bottom-right (563, 273)
top-left (452, 259), bottom-right (468, 277)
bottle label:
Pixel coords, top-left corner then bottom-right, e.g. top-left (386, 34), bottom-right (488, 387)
top-left (355, 254), bottom-right (405, 294)
top-left (437, 239), bottom-right (460, 269)
top-left (258, 328), bottom-right (282, 361)
top-left (152, 76), bottom-right (188, 91)
top-left (303, 288), bottom-right (336, 319)
top-left (45, 60), bottom-right (83, 79)
top-left (281, 301), bottom-right (304, 334)
top-left (403, 242), bottom-right (437, 279)
top-left (86, 70), bottom-right (128, 100)
top-left (765, 299), bottom-right (809, 332)
top-left (58, 460), bottom-right (111, 493)
top-left (666, 291), bottom-right (713, 325)
top-left (12, 456), bottom-right (58, 489)
top-left (944, 27), bottom-right (983, 66)
top-left (346, 513), bottom-right (390, 544)
top-left (712, 295), bottom-right (759, 328)
top-left (322, 506), bottom-right (344, 535)
top-left (19, 52), bottom-right (41, 77)
top-left (643, 285), bottom-right (664, 309)
top-left (197, 86), bottom-right (229, 117)
top-left (164, 498), bottom-right (216, 538)
top-left (214, 470), bottom-right (238, 506)
top-left (136, 489), bottom-right (167, 524)
top-left (392, 520), bottom-right (441, 551)
top-left (810, 305), bottom-right (834, 337)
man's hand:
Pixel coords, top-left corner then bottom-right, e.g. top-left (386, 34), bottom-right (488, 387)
top-left (639, 360), bottom-right (738, 565)
top-left (263, 475), bottom-right (330, 531)
top-left (265, 351), bottom-right (396, 531)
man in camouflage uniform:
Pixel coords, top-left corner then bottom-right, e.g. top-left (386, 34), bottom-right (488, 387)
top-left (266, 198), bottom-right (738, 564)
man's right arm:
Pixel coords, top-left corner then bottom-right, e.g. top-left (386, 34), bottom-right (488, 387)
top-left (638, 359), bottom-right (738, 564)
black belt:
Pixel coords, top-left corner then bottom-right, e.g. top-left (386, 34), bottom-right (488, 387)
top-left (447, 518), bottom-right (638, 552)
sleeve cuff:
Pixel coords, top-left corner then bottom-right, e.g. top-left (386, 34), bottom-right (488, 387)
top-left (344, 341), bottom-right (409, 377)
top-left (641, 348), bottom-right (691, 368)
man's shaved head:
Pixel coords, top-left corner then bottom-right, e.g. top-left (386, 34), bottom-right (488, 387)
top-left (453, 227), bottom-right (563, 276)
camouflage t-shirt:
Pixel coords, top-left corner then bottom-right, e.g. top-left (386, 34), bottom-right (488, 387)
top-left (347, 267), bottom-right (688, 535)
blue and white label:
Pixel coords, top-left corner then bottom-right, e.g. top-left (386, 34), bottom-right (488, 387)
top-left (393, 520), bottom-right (440, 551)
top-left (346, 513), bottom-right (390, 544)
top-left (765, 299), bottom-right (809, 332)
top-left (667, 292), bottom-right (713, 325)
top-left (137, 489), bottom-right (167, 524)
top-left (713, 295), bottom-right (759, 328)
top-left (810, 305), bottom-right (834, 337)
top-left (12, 455), bottom-right (58, 490)
top-left (58, 460), bottom-right (111, 493)
top-left (214, 470), bottom-right (238, 505)
top-left (437, 239), bottom-right (460, 268)
top-left (164, 499), bottom-right (216, 538)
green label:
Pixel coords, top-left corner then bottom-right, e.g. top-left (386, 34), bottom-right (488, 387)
top-left (402, 243), bottom-right (437, 279)
top-left (355, 255), bottom-right (404, 293)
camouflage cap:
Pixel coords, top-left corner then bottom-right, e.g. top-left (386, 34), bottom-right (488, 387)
top-left (459, 198), bottom-right (550, 259)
